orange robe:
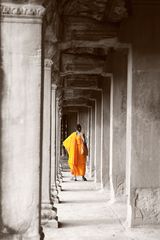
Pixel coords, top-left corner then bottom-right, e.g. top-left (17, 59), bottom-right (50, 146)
top-left (63, 132), bottom-right (87, 176)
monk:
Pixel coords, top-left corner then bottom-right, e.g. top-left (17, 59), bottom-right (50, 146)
top-left (63, 124), bottom-right (88, 181)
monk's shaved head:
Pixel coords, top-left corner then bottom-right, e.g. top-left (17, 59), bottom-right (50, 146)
top-left (76, 124), bottom-right (81, 132)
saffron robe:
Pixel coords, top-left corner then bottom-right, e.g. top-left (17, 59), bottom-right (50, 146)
top-left (63, 132), bottom-right (87, 176)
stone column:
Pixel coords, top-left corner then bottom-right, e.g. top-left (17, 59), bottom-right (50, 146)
top-left (101, 78), bottom-right (111, 189)
top-left (78, 107), bottom-right (90, 176)
top-left (124, 14), bottom-right (160, 227)
top-left (41, 60), bottom-right (58, 228)
top-left (95, 93), bottom-right (102, 187)
top-left (56, 90), bottom-right (63, 190)
top-left (86, 107), bottom-right (91, 175)
top-left (0, 3), bottom-right (44, 240)
top-left (109, 50), bottom-right (127, 200)
top-left (79, 108), bottom-right (89, 137)
top-left (89, 102), bottom-right (96, 178)
top-left (51, 84), bottom-right (59, 204)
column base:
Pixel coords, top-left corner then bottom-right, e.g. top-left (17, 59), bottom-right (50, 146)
top-left (43, 217), bottom-right (58, 228)
top-left (58, 163), bottom-right (63, 182)
top-left (51, 196), bottom-right (60, 204)
top-left (94, 182), bottom-right (101, 190)
top-left (56, 179), bottom-right (62, 191)
top-left (51, 184), bottom-right (59, 194)
top-left (58, 173), bottom-right (63, 183)
top-left (51, 185), bottom-right (60, 204)
top-left (41, 203), bottom-right (58, 228)
top-left (51, 194), bottom-right (60, 204)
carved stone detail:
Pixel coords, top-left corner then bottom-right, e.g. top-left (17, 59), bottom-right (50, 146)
top-left (44, 59), bottom-right (53, 68)
top-left (61, 0), bottom-right (108, 21)
top-left (41, 203), bottom-right (58, 228)
top-left (56, 89), bottom-right (63, 119)
top-left (0, 3), bottom-right (45, 18)
top-left (52, 83), bottom-right (57, 91)
top-left (60, 0), bottom-right (128, 23)
top-left (107, 0), bottom-right (128, 22)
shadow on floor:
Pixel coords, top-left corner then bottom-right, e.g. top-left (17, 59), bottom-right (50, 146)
top-left (61, 188), bottom-right (95, 192)
top-left (60, 199), bottom-right (109, 204)
top-left (63, 180), bottom-right (93, 183)
top-left (58, 218), bottom-right (119, 228)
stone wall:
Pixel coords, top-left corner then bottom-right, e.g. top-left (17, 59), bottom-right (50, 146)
top-left (120, 8), bottom-right (160, 226)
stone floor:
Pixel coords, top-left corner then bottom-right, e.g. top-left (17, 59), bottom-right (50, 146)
top-left (44, 172), bottom-right (160, 240)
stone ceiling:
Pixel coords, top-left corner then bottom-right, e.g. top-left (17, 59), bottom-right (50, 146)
top-left (51, 0), bottom-right (128, 108)
top-left (2, 1), bottom-right (158, 112)
top-left (59, 0), bottom-right (128, 22)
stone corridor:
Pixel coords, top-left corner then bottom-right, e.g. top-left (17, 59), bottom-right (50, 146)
top-left (44, 172), bottom-right (160, 240)
top-left (1, 1), bottom-right (160, 239)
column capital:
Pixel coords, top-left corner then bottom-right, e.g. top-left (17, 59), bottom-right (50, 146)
top-left (45, 59), bottom-right (53, 69)
top-left (0, 3), bottom-right (45, 18)
top-left (52, 83), bottom-right (57, 91)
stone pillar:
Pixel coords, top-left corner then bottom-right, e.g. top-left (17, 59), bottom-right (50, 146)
top-left (109, 50), bottom-right (127, 200)
top-left (41, 60), bottom-right (58, 228)
top-left (87, 107), bottom-right (91, 175)
top-left (0, 3), bottom-right (44, 240)
top-left (120, 12), bottom-right (160, 226)
top-left (78, 107), bottom-right (90, 176)
top-left (89, 102), bottom-right (96, 178)
top-left (51, 84), bottom-right (59, 204)
top-left (95, 93), bottom-right (102, 186)
top-left (79, 108), bottom-right (89, 138)
top-left (56, 90), bottom-right (63, 190)
top-left (101, 78), bottom-right (111, 189)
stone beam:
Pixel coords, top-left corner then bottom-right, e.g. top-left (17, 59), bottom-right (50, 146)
top-left (61, 53), bottom-right (105, 75)
top-left (60, 0), bottom-right (128, 22)
top-left (62, 73), bottom-right (104, 87)
top-left (62, 73), bottom-right (108, 89)
top-left (62, 15), bottom-right (118, 41)
top-left (64, 78), bottom-right (99, 90)
top-left (63, 98), bottom-right (95, 107)
top-left (63, 88), bottom-right (102, 100)
top-left (59, 38), bottom-right (118, 50)
top-left (60, 71), bottom-right (111, 78)
top-left (63, 105), bottom-right (89, 113)
top-left (61, 0), bottom-right (108, 21)
top-left (61, 46), bottom-right (109, 56)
